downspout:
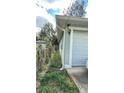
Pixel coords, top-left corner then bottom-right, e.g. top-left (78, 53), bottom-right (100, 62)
top-left (56, 24), bottom-right (65, 32)
top-left (57, 24), bottom-right (71, 70)
top-left (56, 24), bottom-right (65, 70)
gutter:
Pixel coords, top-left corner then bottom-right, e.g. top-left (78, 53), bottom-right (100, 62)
top-left (56, 24), bottom-right (65, 32)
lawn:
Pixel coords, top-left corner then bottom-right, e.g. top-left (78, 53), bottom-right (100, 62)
top-left (37, 51), bottom-right (79, 93)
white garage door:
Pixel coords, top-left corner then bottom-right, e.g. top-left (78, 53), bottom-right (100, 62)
top-left (72, 31), bottom-right (88, 66)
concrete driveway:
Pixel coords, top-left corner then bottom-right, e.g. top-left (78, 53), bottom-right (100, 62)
top-left (66, 67), bottom-right (88, 93)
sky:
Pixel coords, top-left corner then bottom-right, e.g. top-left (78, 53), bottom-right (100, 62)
top-left (36, 0), bottom-right (88, 32)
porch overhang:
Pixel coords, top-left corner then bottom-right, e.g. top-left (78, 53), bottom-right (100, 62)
top-left (56, 15), bottom-right (88, 42)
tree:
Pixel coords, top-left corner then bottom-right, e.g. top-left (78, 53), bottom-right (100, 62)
top-left (63, 0), bottom-right (88, 17)
top-left (38, 22), bottom-right (58, 48)
top-left (40, 23), bottom-right (56, 40)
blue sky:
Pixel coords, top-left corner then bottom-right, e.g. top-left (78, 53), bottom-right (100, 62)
top-left (47, 8), bottom-right (60, 16)
top-left (36, 0), bottom-right (88, 31)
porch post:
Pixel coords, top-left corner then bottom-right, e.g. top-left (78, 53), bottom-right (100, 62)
top-left (62, 31), bottom-right (66, 68)
top-left (69, 28), bottom-right (73, 68)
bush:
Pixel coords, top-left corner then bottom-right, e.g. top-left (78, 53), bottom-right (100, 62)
top-left (40, 70), bottom-right (79, 93)
top-left (39, 86), bottom-right (49, 93)
top-left (38, 51), bottom-right (79, 93)
top-left (50, 51), bottom-right (62, 68)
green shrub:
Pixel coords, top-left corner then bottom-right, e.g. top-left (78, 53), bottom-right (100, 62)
top-left (40, 70), bottom-right (79, 93)
top-left (39, 86), bottom-right (49, 93)
top-left (50, 51), bottom-right (62, 68)
top-left (38, 51), bottom-right (79, 93)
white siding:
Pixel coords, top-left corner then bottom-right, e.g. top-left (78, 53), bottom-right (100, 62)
top-left (59, 36), bottom-right (64, 66)
top-left (72, 31), bottom-right (88, 66)
top-left (59, 31), bottom-right (71, 68)
top-left (64, 31), bottom-right (70, 66)
top-left (59, 37), bottom-right (63, 56)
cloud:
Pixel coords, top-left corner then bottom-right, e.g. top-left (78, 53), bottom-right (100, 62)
top-left (46, 0), bottom-right (61, 3)
top-left (36, 16), bottom-right (48, 28)
top-left (36, 5), bottom-right (56, 28)
top-left (37, 0), bottom-right (60, 3)
top-left (36, 0), bottom-right (71, 29)
top-left (46, 0), bottom-right (71, 9)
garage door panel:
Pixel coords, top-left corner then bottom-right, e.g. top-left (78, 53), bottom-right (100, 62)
top-left (72, 31), bottom-right (88, 66)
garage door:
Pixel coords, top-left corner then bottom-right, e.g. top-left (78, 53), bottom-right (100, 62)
top-left (72, 31), bottom-right (88, 66)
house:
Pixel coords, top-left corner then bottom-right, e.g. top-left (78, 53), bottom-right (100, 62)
top-left (36, 40), bottom-right (46, 50)
top-left (56, 15), bottom-right (88, 68)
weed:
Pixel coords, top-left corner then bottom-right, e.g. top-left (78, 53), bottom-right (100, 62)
top-left (38, 51), bottom-right (79, 93)
top-left (50, 51), bottom-right (62, 68)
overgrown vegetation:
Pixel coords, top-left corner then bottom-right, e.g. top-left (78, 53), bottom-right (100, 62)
top-left (36, 22), bottom-right (78, 93)
top-left (38, 51), bottom-right (79, 93)
top-left (49, 52), bottom-right (62, 68)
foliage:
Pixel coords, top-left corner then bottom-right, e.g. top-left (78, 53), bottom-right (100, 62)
top-left (41, 23), bottom-right (55, 39)
top-left (50, 51), bottom-right (62, 68)
top-left (64, 0), bottom-right (88, 17)
top-left (38, 22), bottom-right (58, 46)
top-left (36, 45), bottom-right (43, 72)
top-left (36, 44), bottom-right (52, 80)
top-left (36, 45), bottom-right (43, 64)
top-left (40, 70), bottom-right (79, 93)
top-left (38, 51), bottom-right (79, 93)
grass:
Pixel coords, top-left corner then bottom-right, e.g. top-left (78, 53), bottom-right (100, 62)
top-left (38, 51), bottom-right (79, 93)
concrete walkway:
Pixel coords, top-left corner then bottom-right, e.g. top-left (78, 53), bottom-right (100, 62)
top-left (66, 67), bottom-right (88, 93)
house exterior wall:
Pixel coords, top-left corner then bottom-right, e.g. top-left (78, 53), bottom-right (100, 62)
top-left (59, 29), bottom-right (88, 68)
top-left (64, 31), bottom-right (70, 66)
top-left (59, 36), bottom-right (64, 66)
top-left (59, 30), bottom-right (68, 68)
top-left (59, 31), bottom-right (70, 68)
top-left (59, 36), bottom-right (63, 56)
